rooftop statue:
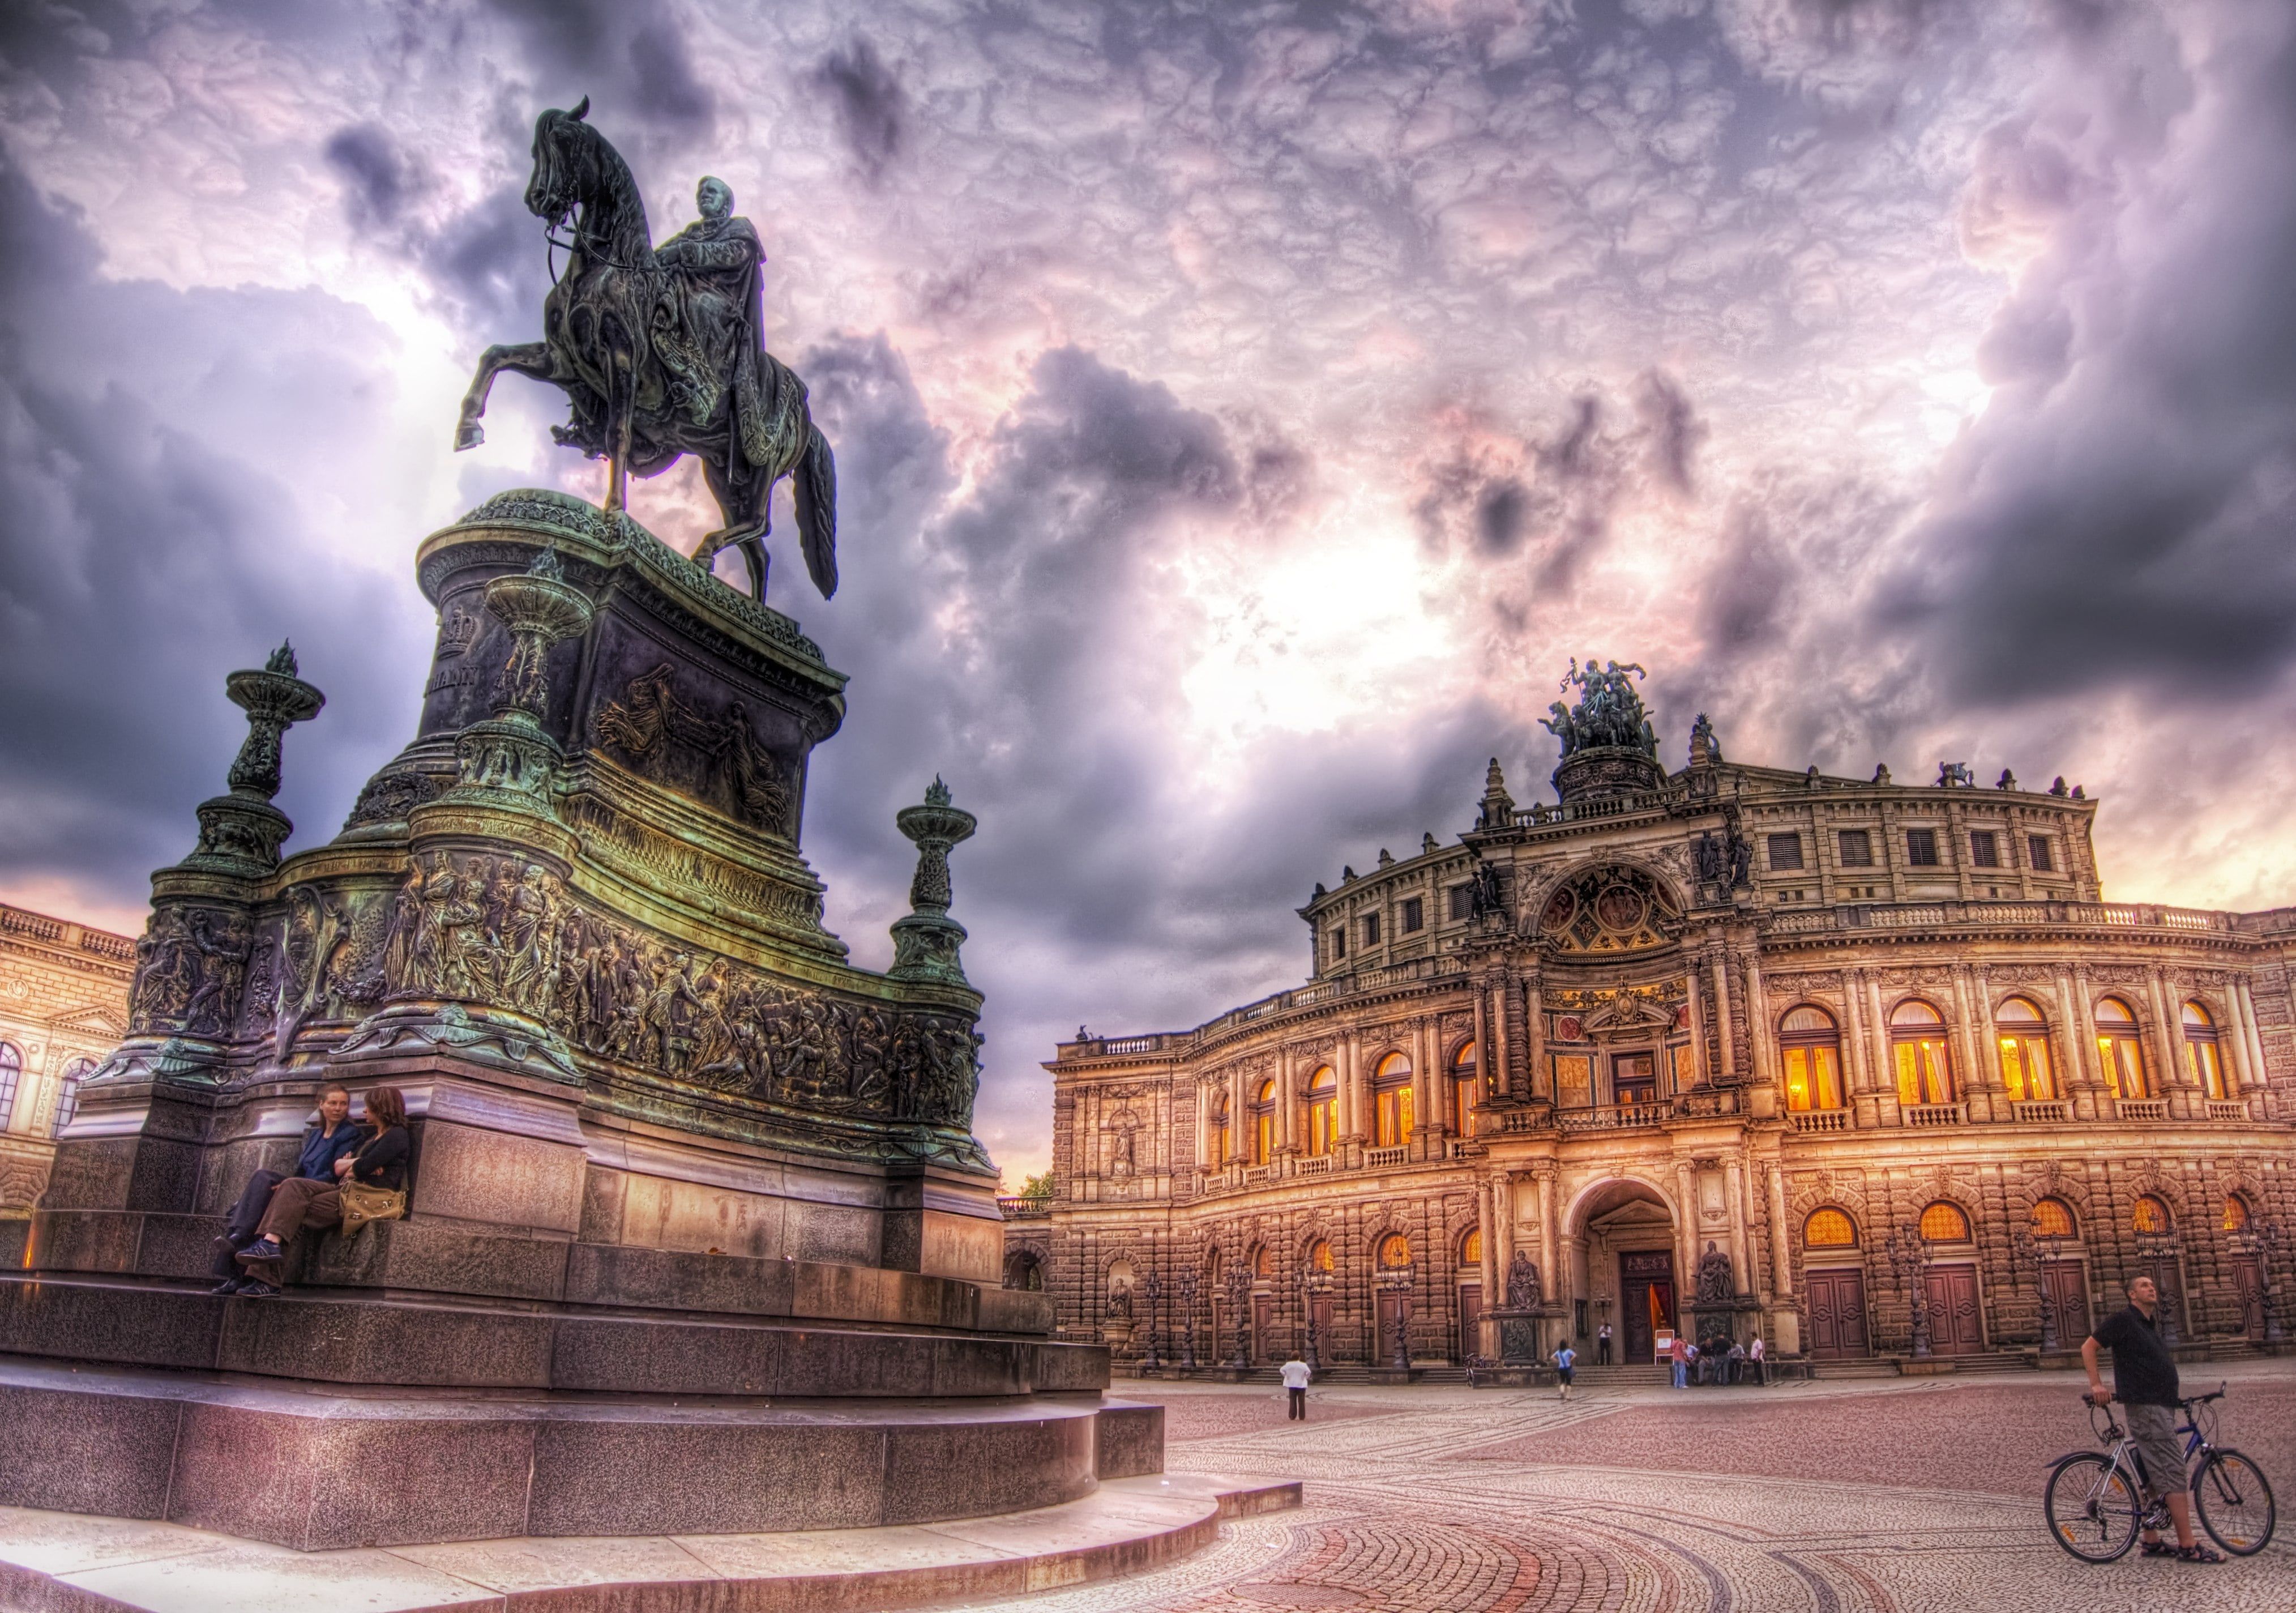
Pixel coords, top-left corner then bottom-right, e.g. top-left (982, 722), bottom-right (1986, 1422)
top-left (453, 99), bottom-right (837, 604)
top-left (1539, 657), bottom-right (1656, 758)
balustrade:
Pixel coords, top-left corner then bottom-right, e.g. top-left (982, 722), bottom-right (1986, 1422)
top-left (2206, 1099), bottom-right (2251, 1123)
top-left (1789, 1108), bottom-right (1849, 1133)
top-left (1363, 1145), bottom-right (1409, 1168)
top-left (2115, 1098), bottom-right (2168, 1123)
top-left (1901, 1102), bottom-right (1965, 1128)
top-left (2010, 1099), bottom-right (2069, 1124)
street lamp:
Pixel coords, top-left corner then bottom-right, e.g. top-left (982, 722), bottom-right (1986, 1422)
top-left (2011, 1223), bottom-right (2067, 1354)
top-left (1879, 1222), bottom-right (1932, 1359)
top-left (1140, 1267), bottom-right (1163, 1372)
top-left (1301, 1269), bottom-right (1331, 1371)
top-left (1379, 1260), bottom-right (1415, 1371)
top-left (1226, 1261), bottom-right (1253, 1369)
top-left (2238, 1214), bottom-right (2289, 1346)
top-left (1177, 1266), bottom-right (1199, 1371)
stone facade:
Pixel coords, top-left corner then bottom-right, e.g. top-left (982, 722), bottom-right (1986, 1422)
top-left (1031, 697), bottom-right (2296, 1368)
top-left (0, 902), bottom-right (132, 1209)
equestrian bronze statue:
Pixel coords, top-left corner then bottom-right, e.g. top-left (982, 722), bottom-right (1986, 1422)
top-left (454, 99), bottom-right (837, 602)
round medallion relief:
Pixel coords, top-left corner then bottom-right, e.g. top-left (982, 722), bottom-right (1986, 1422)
top-left (1541, 887), bottom-right (1577, 933)
top-left (1593, 883), bottom-right (1646, 932)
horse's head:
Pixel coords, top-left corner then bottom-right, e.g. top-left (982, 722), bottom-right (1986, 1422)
top-left (525, 96), bottom-right (593, 229)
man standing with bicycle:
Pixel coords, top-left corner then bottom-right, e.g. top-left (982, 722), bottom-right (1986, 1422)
top-left (2082, 1275), bottom-right (2220, 1564)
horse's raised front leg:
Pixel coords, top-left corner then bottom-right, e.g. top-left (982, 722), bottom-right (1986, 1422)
top-left (455, 342), bottom-right (554, 451)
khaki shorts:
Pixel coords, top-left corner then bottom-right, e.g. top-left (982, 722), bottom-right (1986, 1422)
top-left (2124, 1402), bottom-right (2186, 1499)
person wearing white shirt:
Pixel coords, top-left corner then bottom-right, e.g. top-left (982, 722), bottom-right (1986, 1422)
top-left (1280, 1356), bottom-right (1312, 1419)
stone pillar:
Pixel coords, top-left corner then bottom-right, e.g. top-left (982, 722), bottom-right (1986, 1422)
top-left (1866, 971), bottom-right (1899, 1125)
top-left (2220, 983), bottom-right (2256, 1094)
top-left (2234, 978), bottom-right (2270, 1094)
top-left (1711, 948), bottom-right (1737, 1080)
top-left (1341, 1032), bottom-right (1367, 1146)
top-left (2148, 968), bottom-right (2190, 1118)
top-left (1470, 985), bottom-right (1491, 1113)
top-left (1947, 965), bottom-right (1982, 1117)
top-left (1493, 1172), bottom-right (1516, 1305)
top-left (1743, 951), bottom-right (1773, 1094)
top-left (1766, 1160), bottom-right (1801, 1355)
top-left (1537, 1167), bottom-right (1559, 1303)
top-left (1492, 973), bottom-right (1520, 1101)
top-left (2072, 963), bottom-right (2102, 1104)
top-left (1195, 1078), bottom-right (1213, 1171)
top-left (2051, 964), bottom-right (2092, 1120)
top-left (1414, 1017), bottom-right (1437, 1150)
top-left (1523, 964), bottom-right (1547, 1101)
top-left (1477, 1177), bottom-right (1500, 1357)
top-left (1673, 1158), bottom-right (1699, 1305)
top-left (1687, 965), bottom-right (1711, 1086)
top-left (1231, 1060), bottom-right (1250, 1163)
top-left (1277, 1043), bottom-right (1298, 1157)
top-left (1724, 1155), bottom-right (1751, 1297)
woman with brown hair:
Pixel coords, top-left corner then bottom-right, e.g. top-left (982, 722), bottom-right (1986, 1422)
top-left (236, 1085), bottom-right (411, 1296)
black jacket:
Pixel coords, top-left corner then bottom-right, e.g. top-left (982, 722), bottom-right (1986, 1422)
top-left (345, 1125), bottom-right (410, 1192)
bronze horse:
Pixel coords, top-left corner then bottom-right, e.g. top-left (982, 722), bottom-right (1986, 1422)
top-left (453, 100), bottom-right (837, 601)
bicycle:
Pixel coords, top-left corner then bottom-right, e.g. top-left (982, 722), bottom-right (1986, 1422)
top-left (2043, 1384), bottom-right (2277, 1562)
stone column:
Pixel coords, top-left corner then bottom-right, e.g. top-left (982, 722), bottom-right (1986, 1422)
top-left (1866, 971), bottom-right (1899, 1124)
top-left (1477, 1178), bottom-right (1501, 1359)
top-left (1673, 1158), bottom-right (1699, 1305)
top-left (1231, 1060), bottom-right (1250, 1163)
top-left (1537, 1167), bottom-right (1559, 1303)
top-left (1493, 973), bottom-right (1520, 1100)
top-left (1341, 1032), bottom-right (1367, 1146)
top-left (1277, 1043), bottom-right (1299, 1158)
top-left (2147, 968), bottom-right (2190, 1119)
top-left (1687, 965), bottom-right (1711, 1086)
top-left (1523, 963), bottom-right (1547, 1101)
top-left (1470, 985), bottom-right (1491, 1112)
top-left (1765, 1160), bottom-right (1801, 1355)
top-left (1195, 1079), bottom-right (1212, 1170)
top-left (2234, 978), bottom-right (2270, 1094)
top-left (1711, 948), bottom-right (1737, 1080)
top-left (1414, 1017), bottom-right (1438, 1150)
top-left (1743, 951), bottom-right (1773, 1093)
top-left (1947, 965), bottom-right (1982, 1117)
top-left (1493, 1171), bottom-right (1516, 1304)
top-left (2072, 963), bottom-right (2102, 1104)
top-left (2051, 964), bottom-right (2093, 1120)
top-left (1725, 1156), bottom-right (1751, 1297)
top-left (2221, 983), bottom-right (2257, 1094)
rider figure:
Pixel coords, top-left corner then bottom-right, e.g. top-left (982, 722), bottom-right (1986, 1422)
top-left (2083, 1274), bottom-right (2221, 1563)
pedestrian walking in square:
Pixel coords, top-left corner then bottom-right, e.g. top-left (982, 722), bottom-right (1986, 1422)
top-left (1748, 1334), bottom-right (1767, 1386)
top-left (1552, 1341), bottom-right (1576, 1401)
top-left (1597, 1321), bottom-right (1613, 1365)
top-left (1280, 1354), bottom-right (1312, 1420)
top-left (1669, 1334), bottom-right (1690, 1389)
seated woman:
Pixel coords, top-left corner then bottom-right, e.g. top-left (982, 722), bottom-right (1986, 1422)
top-left (235, 1085), bottom-right (409, 1296)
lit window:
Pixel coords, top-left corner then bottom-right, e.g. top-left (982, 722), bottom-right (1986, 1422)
top-left (2182, 1001), bottom-right (2228, 1099)
top-left (1207, 1094), bottom-right (1230, 1167)
top-left (1461, 1228), bottom-right (1482, 1265)
top-left (2133, 1195), bottom-right (2172, 1236)
top-left (1250, 1078), bottom-right (1277, 1164)
top-left (1890, 1000), bottom-right (1955, 1106)
top-left (52, 1056), bottom-right (95, 1136)
top-left (1372, 1053), bottom-right (1414, 1147)
top-left (2028, 835), bottom-right (2054, 872)
top-left (1837, 829), bottom-right (1874, 867)
top-left (2223, 1196), bottom-right (2251, 1234)
top-left (1400, 896), bottom-right (1423, 933)
top-left (1905, 828), bottom-right (1940, 866)
top-left (2093, 997), bottom-right (2148, 1099)
top-left (1995, 996), bottom-right (2056, 1102)
top-left (1805, 1208), bottom-right (1857, 1247)
top-left (1254, 1245), bottom-right (1275, 1279)
top-left (1778, 1005), bottom-right (1844, 1112)
top-left (0, 1042), bottom-right (19, 1131)
top-left (1919, 1202), bottom-right (1971, 1241)
top-left (1767, 833), bottom-right (1805, 871)
top-left (1450, 1042), bottom-right (1479, 1135)
top-left (1309, 1239), bottom-right (1335, 1272)
top-left (2031, 1198), bottom-right (2076, 1239)
top-left (1302, 1066), bottom-right (1337, 1158)
top-left (1377, 1232), bottom-right (1412, 1268)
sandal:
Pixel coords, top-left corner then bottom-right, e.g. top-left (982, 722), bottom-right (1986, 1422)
top-left (2174, 1544), bottom-right (2225, 1564)
top-left (2139, 1539), bottom-right (2177, 1557)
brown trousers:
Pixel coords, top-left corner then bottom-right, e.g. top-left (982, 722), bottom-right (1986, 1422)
top-left (255, 1174), bottom-right (344, 1243)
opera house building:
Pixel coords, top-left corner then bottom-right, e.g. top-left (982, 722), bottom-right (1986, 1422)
top-left (1012, 664), bottom-right (2294, 1372)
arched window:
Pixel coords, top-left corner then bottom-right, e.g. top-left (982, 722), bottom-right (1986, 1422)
top-left (1805, 1207), bottom-right (1858, 1248)
top-left (2030, 1198), bottom-right (2076, 1239)
top-left (1919, 1201), bottom-right (1970, 1242)
top-left (1252, 1244), bottom-right (1275, 1279)
top-left (1450, 1042), bottom-right (1479, 1136)
top-left (1307, 1239), bottom-right (1335, 1273)
top-left (2222, 1194), bottom-right (2252, 1234)
top-left (1302, 1066), bottom-right (1337, 1157)
top-left (2132, 1195), bottom-right (2172, 1236)
top-left (1778, 1005), bottom-right (1844, 1112)
top-left (1206, 1092), bottom-right (1230, 1168)
top-left (0, 1042), bottom-right (21, 1131)
top-left (2182, 1002), bottom-right (2228, 1100)
top-left (50, 1056), bottom-right (95, 1137)
top-left (2094, 997), bottom-right (2148, 1100)
top-left (1376, 1232), bottom-right (1412, 1269)
top-left (1250, 1078), bottom-right (1277, 1164)
top-left (1890, 1000), bottom-right (1955, 1107)
top-left (1994, 996), bottom-right (2056, 1103)
top-left (1372, 1053), bottom-right (1414, 1147)
top-left (1460, 1227), bottom-right (1482, 1266)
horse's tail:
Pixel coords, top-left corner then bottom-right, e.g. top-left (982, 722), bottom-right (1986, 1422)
top-left (794, 420), bottom-right (839, 600)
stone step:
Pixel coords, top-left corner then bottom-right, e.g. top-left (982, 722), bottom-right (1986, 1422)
top-left (0, 1470), bottom-right (1300, 1610)
top-left (0, 1351), bottom-right (1166, 1550)
top-left (0, 1273), bottom-right (1105, 1399)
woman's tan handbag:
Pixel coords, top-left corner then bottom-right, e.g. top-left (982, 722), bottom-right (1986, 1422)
top-left (337, 1180), bottom-right (407, 1237)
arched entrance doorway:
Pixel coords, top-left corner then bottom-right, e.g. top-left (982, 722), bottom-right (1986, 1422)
top-left (1570, 1179), bottom-right (1680, 1365)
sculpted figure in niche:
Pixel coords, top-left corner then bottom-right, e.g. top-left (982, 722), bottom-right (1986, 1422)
top-left (1505, 1249), bottom-right (1543, 1309)
top-left (1696, 1240), bottom-right (1735, 1303)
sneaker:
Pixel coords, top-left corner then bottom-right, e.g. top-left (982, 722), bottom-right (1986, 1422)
top-left (237, 1278), bottom-right (282, 1298)
top-left (209, 1277), bottom-right (247, 1296)
top-left (235, 1240), bottom-right (284, 1271)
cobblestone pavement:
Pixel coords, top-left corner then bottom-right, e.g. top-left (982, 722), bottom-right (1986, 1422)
top-left (956, 1362), bottom-right (2296, 1612)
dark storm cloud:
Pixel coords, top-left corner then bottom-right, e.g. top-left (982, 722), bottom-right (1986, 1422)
top-left (814, 38), bottom-right (905, 183)
top-left (480, 0), bottom-right (715, 139)
top-left (1635, 370), bottom-right (1705, 495)
top-left (323, 124), bottom-right (417, 229)
top-left (0, 163), bottom-right (428, 908)
top-left (1875, 2), bottom-right (2296, 703)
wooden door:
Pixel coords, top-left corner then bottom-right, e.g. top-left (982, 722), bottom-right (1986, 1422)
top-left (1308, 1294), bottom-right (1335, 1359)
top-left (1806, 1268), bottom-right (1870, 1358)
top-left (1251, 1294), bottom-right (1273, 1364)
top-left (1375, 1290), bottom-right (1408, 1363)
top-left (2233, 1257), bottom-right (2267, 1342)
top-left (1923, 1263), bottom-right (1983, 1355)
top-left (1457, 1282), bottom-right (1482, 1362)
top-left (2041, 1261), bottom-right (2089, 1348)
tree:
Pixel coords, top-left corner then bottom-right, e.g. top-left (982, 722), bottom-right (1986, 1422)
top-left (1019, 1170), bottom-right (1055, 1202)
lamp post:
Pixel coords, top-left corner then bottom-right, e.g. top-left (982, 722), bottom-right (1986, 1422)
top-left (1880, 1222), bottom-right (1932, 1359)
top-left (1226, 1262), bottom-right (1253, 1370)
top-left (1140, 1267), bottom-right (1163, 1372)
top-left (2255, 1216), bottom-right (2291, 1346)
top-left (2011, 1224), bottom-right (2066, 1354)
top-left (1178, 1267), bottom-right (1198, 1371)
top-left (1301, 1270), bottom-right (1330, 1371)
top-left (1379, 1260), bottom-right (1415, 1371)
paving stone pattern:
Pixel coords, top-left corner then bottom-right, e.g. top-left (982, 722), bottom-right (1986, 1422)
top-left (954, 1364), bottom-right (2296, 1612)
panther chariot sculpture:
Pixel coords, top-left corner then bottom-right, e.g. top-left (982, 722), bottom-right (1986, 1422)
top-left (454, 97), bottom-right (837, 603)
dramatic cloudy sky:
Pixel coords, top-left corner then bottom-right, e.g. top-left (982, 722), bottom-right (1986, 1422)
top-left (5, 0), bottom-right (2294, 1179)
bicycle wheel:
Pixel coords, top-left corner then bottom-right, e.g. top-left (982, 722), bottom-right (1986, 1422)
top-left (2045, 1452), bottom-right (2141, 1563)
top-left (2193, 1449), bottom-right (2276, 1556)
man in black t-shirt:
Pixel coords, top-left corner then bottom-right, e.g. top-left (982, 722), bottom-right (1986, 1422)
top-left (2083, 1275), bottom-right (2218, 1563)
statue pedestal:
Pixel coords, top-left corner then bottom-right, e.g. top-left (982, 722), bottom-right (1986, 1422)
top-left (10, 492), bottom-right (1151, 1552)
